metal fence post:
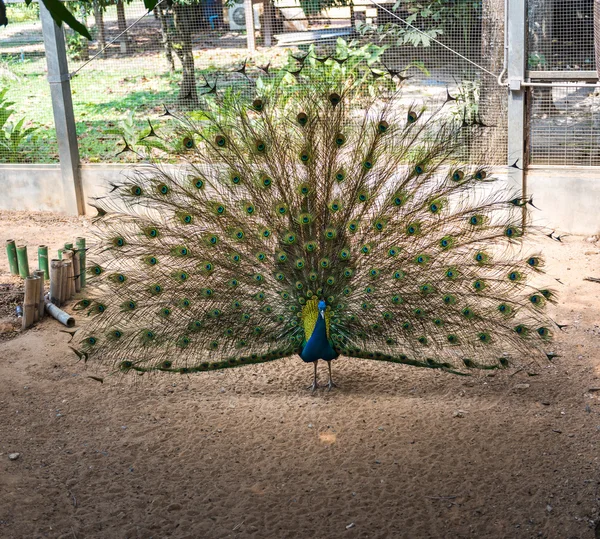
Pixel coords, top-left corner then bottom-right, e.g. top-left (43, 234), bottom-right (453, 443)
top-left (39, 2), bottom-right (85, 216)
top-left (507, 0), bottom-right (527, 197)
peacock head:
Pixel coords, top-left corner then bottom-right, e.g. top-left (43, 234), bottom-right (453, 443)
top-left (318, 300), bottom-right (326, 317)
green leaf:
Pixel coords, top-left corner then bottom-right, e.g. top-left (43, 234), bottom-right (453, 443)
top-left (144, 0), bottom-right (159, 11)
top-left (42, 0), bottom-right (92, 40)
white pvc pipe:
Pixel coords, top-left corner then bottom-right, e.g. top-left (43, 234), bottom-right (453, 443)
top-left (44, 300), bottom-right (75, 328)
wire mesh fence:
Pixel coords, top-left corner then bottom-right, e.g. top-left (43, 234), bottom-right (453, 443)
top-left (0, 0), bottom-right (58, 163)
top-left (58, 0), bottom-right (508, 165)
top-left (528, 0), bottom-right (595, 72)
top-left (529, 84), bottom-right (600, 166)
top-left (6, 0), bottom-right (600, 168)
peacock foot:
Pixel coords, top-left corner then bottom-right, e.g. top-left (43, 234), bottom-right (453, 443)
top-left (306, 380), bottom-right (319, 392)
top-left (326, 379), bottom-right (338, 391)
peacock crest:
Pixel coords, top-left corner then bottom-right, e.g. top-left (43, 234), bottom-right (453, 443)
top-left (76, 55), bottom-right (556, 388)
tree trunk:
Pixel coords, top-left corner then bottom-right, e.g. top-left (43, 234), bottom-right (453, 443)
top-left (477, 0), bottom-right (507, 165)
top-left (595, 0), bottom-right (600, 78)
top-left (93, 0), bottom-right (106, 57)
top-left (173, 3), bottom-right (198, 107)
top-left (158, 4), bottom-right (175, 72)
top-left (116, 0), bottom-right (128, 55)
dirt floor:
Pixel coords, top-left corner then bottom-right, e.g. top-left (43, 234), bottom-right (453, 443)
top-left (0, 209), bottom-right (600, 539)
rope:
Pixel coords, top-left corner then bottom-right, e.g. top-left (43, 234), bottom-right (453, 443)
top-left (362, 0), bottom-right (500, 78)
top-left (70, 0), bottom-right (166, 78)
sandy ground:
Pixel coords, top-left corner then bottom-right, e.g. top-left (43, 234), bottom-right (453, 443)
top-left (1, 209), bottom-right (600, 539)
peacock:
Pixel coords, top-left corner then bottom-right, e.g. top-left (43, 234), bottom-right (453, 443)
top-left (75, 55), bottom-right (556, 390)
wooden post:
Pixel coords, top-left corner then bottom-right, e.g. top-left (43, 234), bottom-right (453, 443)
top-left (38, 245), bottom-right (49, 280)
top-left (50, 259), bottom-right (63, 306)
top-left (6, 240), bottom-right (19, 275)
top-left (22, 276), bottom-right (37, 329)
top-left (34, 270), bottom-right (45, 320)
top-left (76, 237), bottom-right (86, 288)
top-left (16, 245), bottom-right (29, 279)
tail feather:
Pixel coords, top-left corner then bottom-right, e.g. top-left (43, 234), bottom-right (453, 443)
top-left (75, 58), bottom-right (555, 375)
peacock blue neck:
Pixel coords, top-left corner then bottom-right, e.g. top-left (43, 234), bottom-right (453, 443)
top-left (300, 307), bottom-right (339, 363)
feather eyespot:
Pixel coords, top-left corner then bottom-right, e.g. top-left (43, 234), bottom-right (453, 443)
top-left (215, 135), bottom-right (227, 147)
top-left (328, 93), bottom-right (341, 106)
top-left (296, 112), bottom-right (308, 126)
top-left (252, 98), bottom-right (264, 112)
top-left (451, 170), bottom-right (464, 182)
top-left (377, 120), bottom-right (389, 133)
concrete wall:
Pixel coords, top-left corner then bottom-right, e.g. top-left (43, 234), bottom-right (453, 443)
top-left (0, 164), bottom-right (598, 235)
top-left (0, 164), bottom-right (128, 214)
top-left (527, 166), bottom-right (600, 236)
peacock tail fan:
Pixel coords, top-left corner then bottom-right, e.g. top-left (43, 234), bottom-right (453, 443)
top-left (77, 60), bottom-right (556, 377)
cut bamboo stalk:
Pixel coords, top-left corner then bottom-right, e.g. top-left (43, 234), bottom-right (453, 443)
top-left (76, 237), bottom-right (86, 288)
top-left (72, 250), bottom-right (81, 293)
top-left (16, 245), bottom-right (29, 279)
top-left (34, 270), bottom-right (45, 320)
top-left (64, 252), bottom-right (76, 298)
top-left (50, 259), bottom-right (62, 306)
top-left (64, 260), bottom-right (75, 300)
top-left (44, 301), bottom-right (75, 328)
top-left (58, 248), bottom-right (63, 260)
top-left (64, 242), bottom-right (73, 250)
top-left (22, 276), bottom-right (36, 329)
top-left (31, 275), bottom-right (40, 323)
top-left (38, 245), bottom-right (49, 280)
top-left (60, 261), bottom-right (69, 304)
top-left (6, 240), bottom-right (19, 275)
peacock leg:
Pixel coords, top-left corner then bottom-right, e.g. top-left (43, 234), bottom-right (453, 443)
top-left (306, 361), bottom-right (319, 391)
top-left (326, 361), bottom-right (338, 390)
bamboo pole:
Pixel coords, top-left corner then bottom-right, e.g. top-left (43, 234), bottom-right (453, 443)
top-left (72, 250), bottom-right (81, 293)
top-left (22, 276), bottom-right (37, 329)
top-left (5, 240), bottom-right (19, 275)
top-left (50, 259), bottom-right (62, 306)
top-left (44, 301), bottom-right (75, 327)
top-left (76, 237), bottom-right (86, 288)
top-left (58, 248), bottom-right (63, 260)
top-left (64, 260), bottom-right (74, 301)
top-left (16, 245), bottom-right (29, 279)
top-left (31, 275), bottom-right (40, 323)
top-left (63, 252), bottom-right (76, 298)
top-left (38, 245), bottom-right (49, 280)
top-left (60, 261), bottom-right (69, 304)
top-left (34, 270), bottom-right (45, 320)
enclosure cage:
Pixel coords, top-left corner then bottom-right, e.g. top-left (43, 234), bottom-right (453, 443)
top-left (0, 0), bottom-right (598, 222)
